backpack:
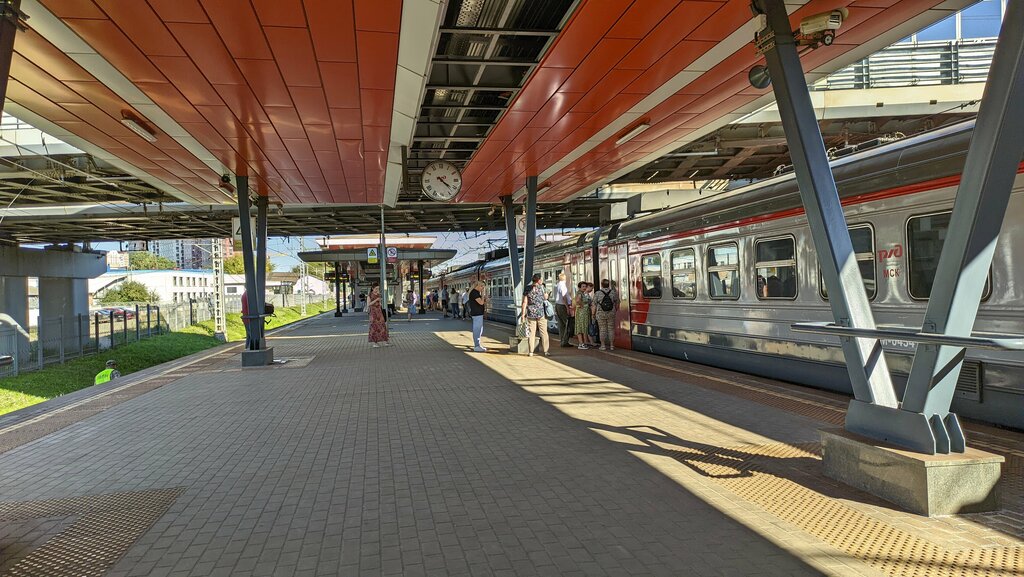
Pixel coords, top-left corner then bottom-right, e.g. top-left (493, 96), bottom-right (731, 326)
top-left (598, 289), bottom-right (614, 312)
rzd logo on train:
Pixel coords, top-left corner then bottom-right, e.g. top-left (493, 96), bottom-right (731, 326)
top-left (878, 244), bottom-right (903, 279)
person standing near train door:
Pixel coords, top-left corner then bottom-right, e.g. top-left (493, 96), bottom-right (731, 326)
top-left (554, 272), bottom-right (573, 347)
top-left (593, 279), bottom-right (619, 351)
top-left (469, 280), bottom-right (487, 351)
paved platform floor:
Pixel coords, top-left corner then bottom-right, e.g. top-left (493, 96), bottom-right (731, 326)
top-left (0, 312), bottom-right (1020, 577)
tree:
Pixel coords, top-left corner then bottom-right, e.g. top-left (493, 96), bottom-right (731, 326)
top-left (292, 262), bottom-right (329, 279)
top-left (100, 280), bottom-right (159, 304)
top-left (128, 251), bottom-right (176, 270)
top-left (224, 254), bottom-right (274, 274)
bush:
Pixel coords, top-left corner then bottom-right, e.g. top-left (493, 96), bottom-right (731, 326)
top-left (100, 280), bottom-right (159, 304)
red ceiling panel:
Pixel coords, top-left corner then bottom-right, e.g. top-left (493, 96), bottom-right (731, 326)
top-left (541, 1), bottom-right (630, 68)
top-left (359, 89), bottom-right (393, 127)
top-left (305, 124), bottom-right (337, 152)
top-left (93, 0), bottom-right (184, 57)
top-left (203, 2), bottom-right (274, 60)
top-left (355, 0), bottom-right (401, 33)
top-left (166, 23), bottom-right (246, 85)
top-left (321, 62), bottom-right (361, 108)
top-left (252, 0), bottom-right (308, 27)
top-left (265, 106), bottom-right (309, 139)
top-left (618, 2), bottom-right (721, 70)
top-left (10, 55), bottom-right (87, 104)
top-left (43, 0), bottom-right (105, 19)
top-left (330, 108), bottom-right (364, 140)
top-left (64, 19), bottom-right (166, 83)
top-left (607, 1), bottom-right (680, 39)
top-left (264, 27), bottom-right (321, 87)
top-left (289, 86), bottom-right (332, 125)
top-left (508, 68), bottom-right (572, 113)
top-left (306, 2), bottom-right (358, 62)
top-left (356, 32), bottom-right (399, 90)
top-left (236, 59), bottom-right (293, 107)
top-left (212, 84), bottom-right (273, 126)
top-left (146, 0), bottom-right (208, 24)
top-left (148, 56), bottom-right (222, 106)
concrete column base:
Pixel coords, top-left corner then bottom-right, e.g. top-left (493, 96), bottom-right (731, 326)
top-left (241, 347), bottom-right (275, 367)
top-left (820, 428), bottom-right (1004, 516)
top-left (508, 336), bottom-right (532, 354)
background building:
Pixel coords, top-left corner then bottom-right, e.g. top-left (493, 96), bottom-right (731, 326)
top-left (151, 239), bottom-right (234, 270)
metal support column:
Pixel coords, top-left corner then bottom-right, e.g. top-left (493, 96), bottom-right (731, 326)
top-left (342, 275), bottom-right (348, 313)
top-left (379, 205), bottom-right (387, 312)
top-left (754, 0), bottom-right (899, 436)
top-left (418, 260), bottom-right (425, 314)
top-left (501, 195), bottom-right (522, 318)
top-left (334, 262), bottom-right (342, 317)
top-left (900, 0), bottom-right (1024, 452)
top-left (235, 177), bottom-right (260, 351)
top-left (254, 195), bottom-right (269, 347)
top-left (0, 1), bottom-right (25, 113)
top-left (522, 176), bottom-right (538, 286)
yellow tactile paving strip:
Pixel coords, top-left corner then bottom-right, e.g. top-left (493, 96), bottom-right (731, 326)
top-left (455, 329), bottom-right (1024, 577)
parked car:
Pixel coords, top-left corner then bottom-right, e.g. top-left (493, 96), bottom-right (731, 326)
top-left (95, 307), bottom-right (136, 320)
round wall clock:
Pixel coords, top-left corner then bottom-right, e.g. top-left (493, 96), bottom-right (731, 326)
top-left (420, 160), bottom-right (462, 202)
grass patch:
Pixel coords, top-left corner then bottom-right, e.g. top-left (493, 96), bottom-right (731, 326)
top-left (0, 300), bottom-right (333, 417)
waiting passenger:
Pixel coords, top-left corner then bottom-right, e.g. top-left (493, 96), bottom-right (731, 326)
top-left (593, 279), bottom-right (619, 351)
top-left (461, 288), bottom-right (471, 320)
top-left (367, 284), bottom-right (391, 348)
top-left (520, 273), bottom-right (550, 357)
top-left (469, 281), bottom-right (487, 352)
top-left (554, 273), bottom-right (573, 348)
top-left (574, 282), bottom-right (593, 349)
top-left (767, 275), bottom-right (782, 298)
top-left (405, 289), bottom-right (418, 322)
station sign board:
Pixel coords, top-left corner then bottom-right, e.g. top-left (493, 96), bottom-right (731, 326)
top-left (515, 214), bottom-right (527, 246)
top-left (386, 246), bottom-right (398, 263)
top-left (367, 247), bottom-right (379, 264)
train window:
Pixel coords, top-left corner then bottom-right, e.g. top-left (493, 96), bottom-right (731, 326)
top-left (670, 249), bottom-right (697, 299)
top-left (707, 243), bottom-right (740, 299)
top-left (820, 225), bottom-right (876, 300)
top-left (641, 253), bottom-right (662, 298)
top-left (907, 212), bottom-right (991, 300)
top-left (755, 237), bottom-right (797, 300)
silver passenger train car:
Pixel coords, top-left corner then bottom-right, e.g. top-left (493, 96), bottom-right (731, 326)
top-left (437, 120), bottom-right (1023, 430)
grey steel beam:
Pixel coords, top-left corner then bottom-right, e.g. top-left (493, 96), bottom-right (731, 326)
top-left (438, 27), bottom-right (557, 37)
top-left (523, 176), bottom-right (538, 286)
top-left (754, 0), bottom-right (899, 422)
top-left (502, 195), bottom-right (522, 317)
top-left (426, 84), bottom-right (522, 91)
top-left (432, 58), bottom-right (536, 66)
top-left (900, 0), bottom-right (1024, 453)
top-left (0, 0), bottom-right (23, 115)
top-left (235, 177), bottom-right (259, 352)
top-left (255, 195), bottom-right (268, 349)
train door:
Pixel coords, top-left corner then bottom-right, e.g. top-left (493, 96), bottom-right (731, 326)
top-left (607, 243), bottom-right (632, 349)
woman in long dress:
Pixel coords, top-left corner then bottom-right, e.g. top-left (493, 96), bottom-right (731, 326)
top-left (573, 281), bottom-right (593, 349)
top-left (368, 284), bottom-right (391, 347)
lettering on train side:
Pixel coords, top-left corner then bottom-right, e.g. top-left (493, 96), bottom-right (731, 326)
top-left (881, 339), bottom-right (917, 350)
top-left (877, 244), bottom-right (903, 260)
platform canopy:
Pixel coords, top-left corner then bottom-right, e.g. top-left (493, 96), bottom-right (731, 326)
top-left (1, 0), bottom-right (973, 214)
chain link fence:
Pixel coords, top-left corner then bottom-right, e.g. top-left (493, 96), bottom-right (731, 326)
top-left (0, 293), bottom-right (331, 378)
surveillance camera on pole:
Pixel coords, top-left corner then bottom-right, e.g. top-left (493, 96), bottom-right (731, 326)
top-left (747, 5), bottom-right (847, 89)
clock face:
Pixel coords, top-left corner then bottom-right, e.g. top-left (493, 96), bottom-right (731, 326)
top-left (421, 161), bottom-right (462, 201)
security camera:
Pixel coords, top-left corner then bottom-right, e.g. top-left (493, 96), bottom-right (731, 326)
top-left (221, 174), bottom-right (232, 184)
top-left (798, 8), bottom-right (847, 46)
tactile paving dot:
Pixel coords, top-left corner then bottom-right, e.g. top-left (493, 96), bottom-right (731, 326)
top-left (0, 488), bottom-right (184, 577)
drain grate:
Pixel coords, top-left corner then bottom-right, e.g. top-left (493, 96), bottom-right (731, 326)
top-left (0, 488), bottom-right (184, 577)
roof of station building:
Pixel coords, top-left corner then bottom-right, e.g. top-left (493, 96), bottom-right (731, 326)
top-left (3, 0), bottom-right (971, 210)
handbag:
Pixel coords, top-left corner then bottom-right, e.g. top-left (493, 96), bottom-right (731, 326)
top-left (516, 319), bottom-right (530, 339)
top-left (543, 300), bottom-right (555, 320)
top-left (588, 319), bottom-right (599, 340)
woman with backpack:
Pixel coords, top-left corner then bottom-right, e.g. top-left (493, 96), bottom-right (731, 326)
top-left (593, 279), bottom-right (619, 351)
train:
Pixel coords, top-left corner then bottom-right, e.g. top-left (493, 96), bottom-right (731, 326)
top-left (431, 119), bottom-right (1024, 430)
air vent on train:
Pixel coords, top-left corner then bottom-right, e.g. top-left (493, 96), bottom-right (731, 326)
top-left (955, 360), bottom-right (982, 402)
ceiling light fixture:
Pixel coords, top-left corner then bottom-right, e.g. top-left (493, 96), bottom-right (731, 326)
top-left (615, 122), bottom-right (650, 146)
top-left (121, 111), bottom-right (157, 143)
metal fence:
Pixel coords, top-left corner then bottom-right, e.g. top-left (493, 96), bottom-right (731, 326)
top-left (0, 293), bottom-right (331, 378)
top-left (813, 39), bottom-right (996, 91)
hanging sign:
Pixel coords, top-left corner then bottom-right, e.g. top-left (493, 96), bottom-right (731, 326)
top-left (367, 247), bottom-right (379, 264)
top-left (231, 217), bottom-right (257, 251)
top-left (515, 214), bottom-right (528, 246)
top-left (386, 247), bottom-right (398, 263)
